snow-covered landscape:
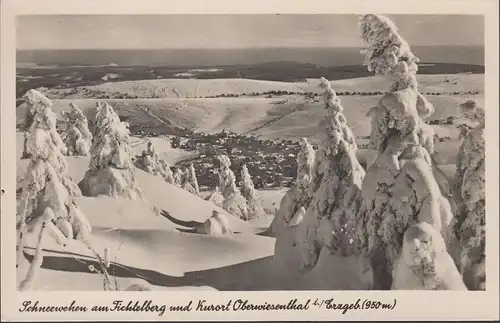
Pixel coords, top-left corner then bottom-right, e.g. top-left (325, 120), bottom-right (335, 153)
top-left (14, 14), bottom-right (486, 292)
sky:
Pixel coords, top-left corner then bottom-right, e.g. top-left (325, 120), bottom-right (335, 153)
top-left (16, 14), bottom-right (484, 50)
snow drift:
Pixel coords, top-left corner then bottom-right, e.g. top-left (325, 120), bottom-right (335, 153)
top-left (392, 222), bottom-right (466, 290)
top-left (195, 210), bottom-right (233, 235)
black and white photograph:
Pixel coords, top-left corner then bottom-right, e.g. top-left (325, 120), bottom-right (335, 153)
top-left (1, 0), bottom-right (499, 321)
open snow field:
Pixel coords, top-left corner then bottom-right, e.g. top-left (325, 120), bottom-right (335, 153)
top-left (38, 74), bottom-right (483, 99)
top-left (18, 75), bottom-right (484, 142)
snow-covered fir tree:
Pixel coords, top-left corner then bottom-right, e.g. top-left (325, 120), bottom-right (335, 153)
top-left (136, 150), bottom-right (155, 173)
top-left (61, 103), bottom-right (92, 156)
top-left (78, 101), bottom-right (142, 199)
top-left (453, 100), bottom-right (485, 290)
top-left (173, 167), bottom-right (184, 186)
top-left (21, 89), bottom-right (56, 159)
top-left (134, 141), bottom-right (175, 184)
top-left (159, 159), bottom-right (175, 184)
top-left (217, 155), bottom-right (249, 220)
top-left (355, 14), bottom-right (459, 289)
top-left (240, 164), bottom-right (266, 219)
top-left (17, 97), bottom-right (91, 290)
top-left (205, 185), bottom-right (224, 208)
top-left (175, 166), bottom-right (196, 195)
top-left (294, 77), bottom-right (366, 271)
top-left (186, 163), bottom-right (200, 196)
top-left (135, 141), bottom-right (163, 175)
top-left (269, 137), bottom-right (315, 236)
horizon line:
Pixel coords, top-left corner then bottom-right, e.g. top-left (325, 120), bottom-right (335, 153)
top-left (16, 44), bottom-right (485, 51)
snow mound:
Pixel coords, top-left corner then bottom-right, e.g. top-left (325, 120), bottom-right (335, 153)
top-left (195, 210), bottom-right (233, 235)
top-left (272, 225), bottom-right (373, 290)
top-left (392, 222), bottom-right (467, 290)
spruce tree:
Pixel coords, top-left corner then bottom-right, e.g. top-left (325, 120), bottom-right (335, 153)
top-left (186, 163), bottom-right (200, 196)
top-left (269, 137), bottom-right (315, 236)
top-left (356, 14), bottom-right (457, 289)
top-left (61, 103), bottom-right (92, 156)
top-left (78, 101), bottom-right (142, 199)
top-left (17, 95), bottom-right (90, 290)
top-left (217, 155), bottom-right (249, 220)
top-left (454, 100), bottom-right (485, 290)
top-left (296, 77), bottom-right (366, 271)
top-left (240, 164), bottom-right (266, 219)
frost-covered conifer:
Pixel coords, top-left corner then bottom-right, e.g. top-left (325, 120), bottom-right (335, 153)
top-left (240, 164), bottom-right (266, 219)
top-left (186, 163), bottom-right (200, 196)
top-left (356, 14), bottom-right (456, 289)
top-left (173, 167), bottom-right (184, 186)
top-left (205, 186), bottom-right (224, 208)
top-left (269, 137), bottom-right (315, 236)
top-left (159, 159), bottom-right (175, 184)
top-left (61, 103), bottom-right (92, 156)
top-left (294, 77), bottom-right (366, 271)
top-left (135, 140), bottom-right (165, 178)
top-left (454, 100), bottom-right (485, 290)
top-left (21, 89), bottom-right (56, 159)
top-left (78, 101), bottom-right (142, 199)
top-left (177, 166), bottom-right (194, 195)
top-left (17, 98), bottom-right (90, 290)
top-left (217, 155), bottom-right (249, 220)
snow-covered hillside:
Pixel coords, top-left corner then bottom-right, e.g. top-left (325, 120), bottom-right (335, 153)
top-left (36, 74), bottom-right (483, 100)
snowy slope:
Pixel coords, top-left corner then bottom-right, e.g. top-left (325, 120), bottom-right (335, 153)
top-left (36, 74), bottom-right (484, 99)
top-left (16, 130), bottom-right (278, 290)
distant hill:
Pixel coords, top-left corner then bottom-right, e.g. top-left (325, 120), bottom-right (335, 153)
top-left (16, 61), bottom-right (484, 99)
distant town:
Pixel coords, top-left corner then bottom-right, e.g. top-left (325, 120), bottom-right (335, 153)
top-left (172, 129), bottom-right (306, 190)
